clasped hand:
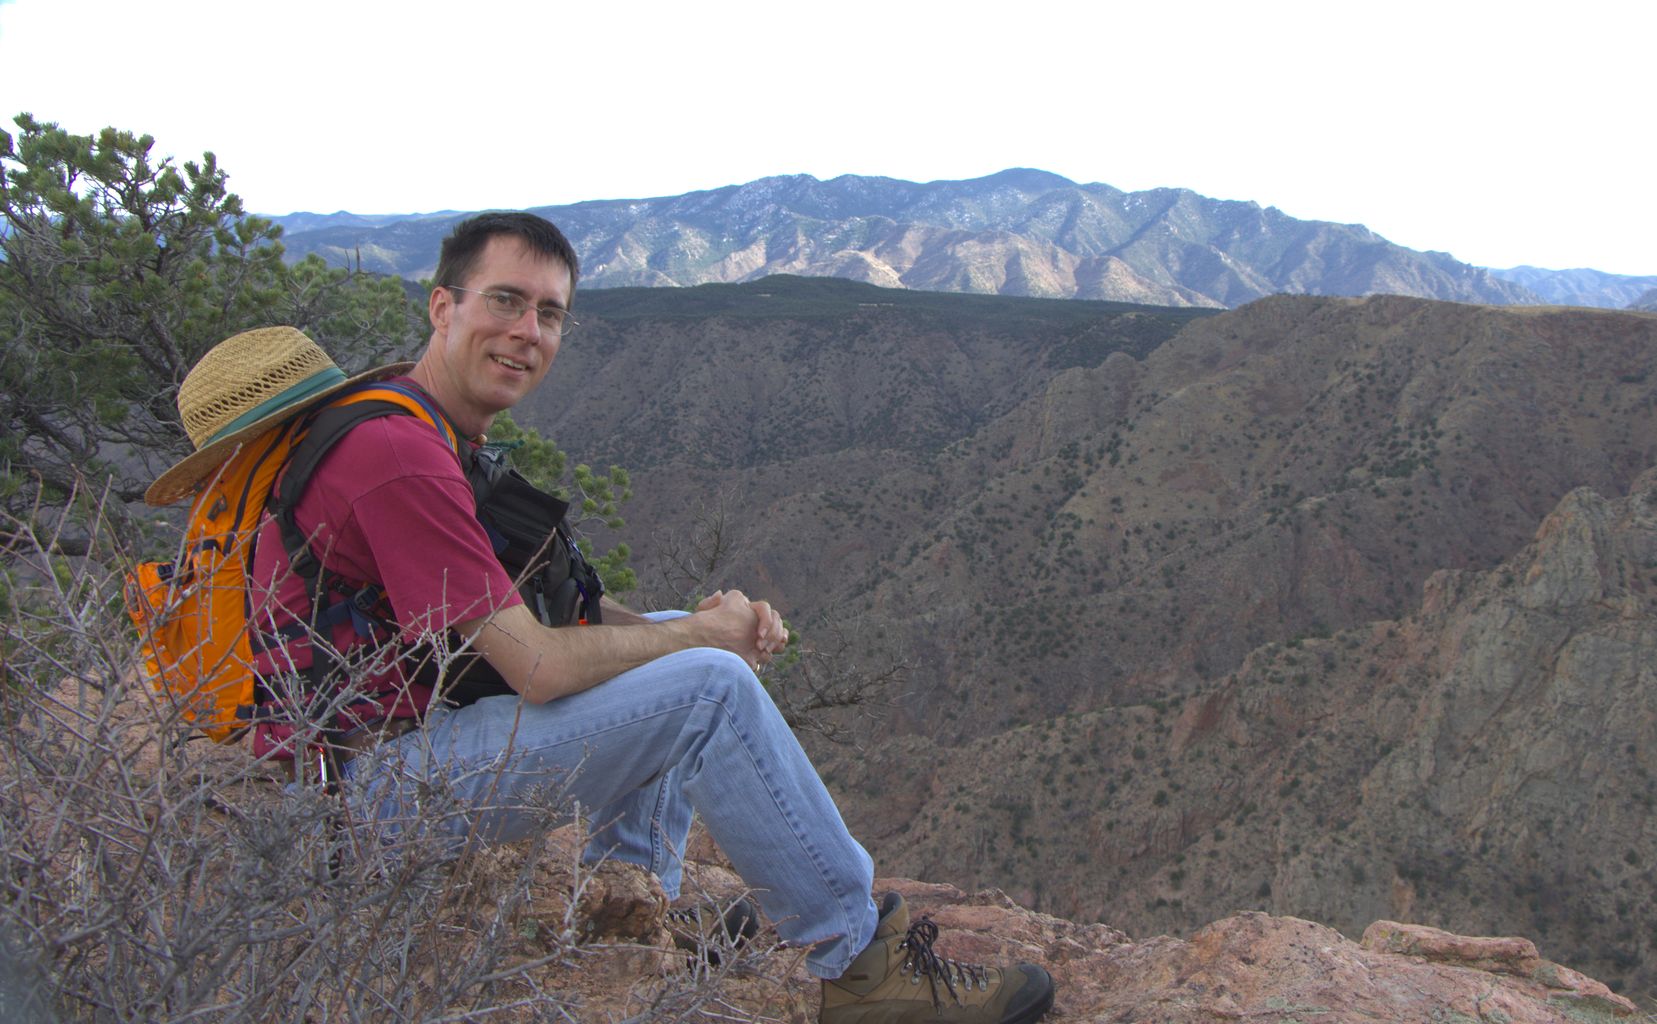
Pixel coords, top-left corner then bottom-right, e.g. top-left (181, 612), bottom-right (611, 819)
top-left (695, 589), bottom-right (788, 670)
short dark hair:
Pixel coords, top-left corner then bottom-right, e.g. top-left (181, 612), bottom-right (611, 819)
top-left (433, 212), bottom-right (581, 300)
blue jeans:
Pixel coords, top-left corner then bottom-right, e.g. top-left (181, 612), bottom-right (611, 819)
top-left (341, 614), bottom-right (879, 979)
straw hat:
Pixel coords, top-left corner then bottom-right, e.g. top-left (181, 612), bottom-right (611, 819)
top-left (145, 326), bottom-right (413, 506)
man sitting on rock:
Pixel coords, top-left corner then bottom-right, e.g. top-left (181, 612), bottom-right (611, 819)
top-left (151, 212), bottom-right (1055, 1023)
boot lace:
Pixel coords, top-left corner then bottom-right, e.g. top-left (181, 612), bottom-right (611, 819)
top-left (898, 915), bottom-right (991, 1006)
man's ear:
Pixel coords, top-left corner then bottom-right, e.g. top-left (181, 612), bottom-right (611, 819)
top-left (428, 284), bottom-right (452, 331)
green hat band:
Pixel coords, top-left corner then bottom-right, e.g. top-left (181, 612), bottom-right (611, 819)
top-left (204, 367), bottom-right (347, 447)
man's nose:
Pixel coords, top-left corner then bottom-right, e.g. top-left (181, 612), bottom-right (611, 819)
top-left (507, 304), bottom-right (544, 341)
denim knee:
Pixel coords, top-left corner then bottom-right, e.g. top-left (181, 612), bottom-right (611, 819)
top-left (677, 646), bottom-right (764, 703)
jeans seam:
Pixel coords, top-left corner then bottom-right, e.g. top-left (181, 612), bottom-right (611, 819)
top-left (694, 689), bottom-right (865, 971)
top-left (650, 770), bottom-right (673, 879)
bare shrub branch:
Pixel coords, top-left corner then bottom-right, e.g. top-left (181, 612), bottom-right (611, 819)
top-left (1, 496), bottom-right (782, 1022)
top-left (758, 607), bottom-right (908, 744)
top-left (647, 492), bottom-right (748, 611)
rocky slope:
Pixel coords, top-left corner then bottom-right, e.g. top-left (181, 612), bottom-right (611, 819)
top-left (11, 662), bottom-right (1636, 1021)
top-left (559, 865), bottom-right (1639, 1023)
top-left (509, 284), bottom-right (1657, 1000)
top-left (825, 473), bottom-right (1657, 1004)
top-left (544, 288), bottom-right (1657, 727)
top-left (16, 280), bottom-right (1657, 1014)
top-left (274, 169), bottom-right (1546, 308)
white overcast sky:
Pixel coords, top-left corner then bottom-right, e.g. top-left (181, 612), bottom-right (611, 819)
top-left (0, 0), bottom-right (1651, 275)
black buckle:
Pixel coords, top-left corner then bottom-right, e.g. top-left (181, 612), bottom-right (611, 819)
top-left (350, 585), bottom-right (383, 614)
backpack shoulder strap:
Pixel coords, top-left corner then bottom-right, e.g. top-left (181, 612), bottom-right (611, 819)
top-left (328, 379), bottom-right (462, 456)
top-left (272, 380), bottom-right (466, 582)
top-left (264, 379), bottom-right (473, 707)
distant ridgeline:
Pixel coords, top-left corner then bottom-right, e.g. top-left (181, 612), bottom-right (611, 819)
top-left (270, 169), bottom-right (1657, 310)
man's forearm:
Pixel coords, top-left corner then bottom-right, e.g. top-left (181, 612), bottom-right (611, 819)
top-left (597, 595), bottom-right (655, 626)
top-left (461, 590), bottom-right (782, 705)
top-left (468, 604), bottom-right (705, 703)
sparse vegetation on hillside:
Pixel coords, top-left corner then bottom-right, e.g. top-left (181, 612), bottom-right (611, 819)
top-left (577, 275), bottom-right (1218, 330)
top-left (517, 289), bottom-right (1657, 1007)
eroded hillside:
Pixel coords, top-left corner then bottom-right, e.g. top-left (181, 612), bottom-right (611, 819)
top-left (519, 282), bottom-right (1657, 1000)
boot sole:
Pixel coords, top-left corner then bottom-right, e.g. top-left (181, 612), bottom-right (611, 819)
top-left (1004, 964), bottom-right (1056, 1024)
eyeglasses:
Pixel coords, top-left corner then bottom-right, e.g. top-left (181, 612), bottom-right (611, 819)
top-left (447, 286), bottom-right (579, 336)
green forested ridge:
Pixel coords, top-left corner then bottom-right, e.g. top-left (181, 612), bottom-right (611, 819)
top-left (577, 274), bottom-right (1218, 328)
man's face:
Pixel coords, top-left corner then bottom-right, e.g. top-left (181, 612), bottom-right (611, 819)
top-left (424, 235), bottom-right (573, 434)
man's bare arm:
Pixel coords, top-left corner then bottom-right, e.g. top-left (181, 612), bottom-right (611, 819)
top-left (595, 593), bottom-right (787, 654)
top-left (595, 594), bottom-right (654, 626)
top-left (459, 589), bottom-right (785, 704)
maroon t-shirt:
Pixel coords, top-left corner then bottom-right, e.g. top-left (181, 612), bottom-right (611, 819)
top-left (248, 386), bottom-right (523, 758)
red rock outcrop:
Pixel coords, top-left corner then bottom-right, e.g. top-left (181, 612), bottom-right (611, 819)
top-left (554, 871), bottom-right (1637, 1022)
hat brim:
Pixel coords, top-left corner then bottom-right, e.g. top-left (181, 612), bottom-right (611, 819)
top-left (145, 361), bottom-right (416, 507)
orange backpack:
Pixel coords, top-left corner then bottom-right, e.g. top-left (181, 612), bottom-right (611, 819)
top-left (125, 383), bottom-right (455, 742)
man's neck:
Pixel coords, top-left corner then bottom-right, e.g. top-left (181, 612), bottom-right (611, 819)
top-left (408, 357), bottom-right (492, 442)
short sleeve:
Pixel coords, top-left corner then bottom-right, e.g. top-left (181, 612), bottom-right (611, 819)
top-left (312, 415), bottom-right (523, 639)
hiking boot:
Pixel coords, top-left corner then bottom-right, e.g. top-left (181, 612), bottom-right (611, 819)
top-left (821, 892), bottom-right (1055, 1024)
top-left (666, 895), bottom-right (760, 966)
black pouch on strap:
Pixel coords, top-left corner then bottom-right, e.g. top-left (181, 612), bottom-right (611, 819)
top-left (422, 444), bottom-right (606, 707)
top-left (473, 457), bottom-right (573, 590)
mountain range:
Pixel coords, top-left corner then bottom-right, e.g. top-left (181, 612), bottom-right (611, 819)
top-left (271, 169), bottom-right (1651, 309)
top-left (507, 277), bottom-right (1657, 1000)
top-left (271, 174), bottom-right (1657, 1000)
top-left (1489, 265), bottom-right (1657, 308)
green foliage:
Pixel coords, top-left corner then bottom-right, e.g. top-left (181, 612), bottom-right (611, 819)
top-left (482, 409), bottom-right (567, 483)
top-left (0, 113), bottom-right (425, 528)
top-left (487, 410), bottom-right (636, 596)
top-left (0, 111), bottom-right (644, 613)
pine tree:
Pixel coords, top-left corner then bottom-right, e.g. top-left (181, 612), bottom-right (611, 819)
top-left (0, 113), bottom-right (423, 542)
